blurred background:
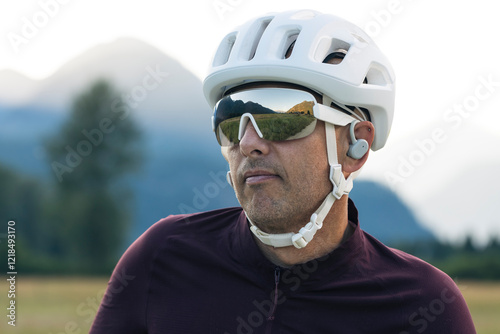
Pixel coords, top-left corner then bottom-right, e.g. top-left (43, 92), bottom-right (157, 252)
top-left (0, 0), bottom-right (499, 333)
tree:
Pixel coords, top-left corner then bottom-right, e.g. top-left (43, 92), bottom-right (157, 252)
top-left (45, 79), bottom-right (142, 274)
top-left (0, 164), bottom-right (46, 271)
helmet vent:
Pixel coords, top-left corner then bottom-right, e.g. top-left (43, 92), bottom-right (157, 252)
top-left (323, 49), bottom-right (348, 65)
top-left (315, 38), bottom-right (351, 63)
top-left (283, 32), bottom-right (300, 59)
top-left (365, 65), bottom-right (391, 86)
top-left (212, 32), bottom-right (237, 67)
top-left (247, 18), bottom-right (272, 60)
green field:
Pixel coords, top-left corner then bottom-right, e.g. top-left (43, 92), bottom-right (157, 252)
top-left (1, 278), bottom-right (499, 333)
top-left (457, 281), bottom-right (500, 334)
top-left (1, 277), bottom-right (108, 334)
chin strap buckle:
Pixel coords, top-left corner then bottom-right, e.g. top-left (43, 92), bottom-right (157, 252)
top-left (248, 165), bottom-right (353, 249)
top-left (246, 122), bottom-right (360, 250)
top-left (291, 213), bottom-right (322, 249)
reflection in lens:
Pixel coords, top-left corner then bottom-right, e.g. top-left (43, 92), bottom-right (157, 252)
top-left (254, 114), bottom-right (316, 141)
top-left (214, 88), bottom-right (319, 146)
top-left (217, 117), bottom-right (240, 146)
top-left (287, 100), bottom-right (314, 115)
top-left (217, 114), bottom-right (316, 146)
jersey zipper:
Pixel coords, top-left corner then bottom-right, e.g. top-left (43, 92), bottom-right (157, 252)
top-left (267, 266), bottom-right (281, 321)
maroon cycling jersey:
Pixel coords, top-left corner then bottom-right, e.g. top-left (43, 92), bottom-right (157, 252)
top-left (90, 199), bottom-right (475, 334)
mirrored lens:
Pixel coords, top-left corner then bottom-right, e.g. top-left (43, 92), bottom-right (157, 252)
top-left (214, 88), bottom-right (318, 146)
top-left (216, 114), bottom-right (317, 146)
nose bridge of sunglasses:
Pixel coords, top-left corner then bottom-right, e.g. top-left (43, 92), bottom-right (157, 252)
top-left (238, 113), bottom-right (264, 140)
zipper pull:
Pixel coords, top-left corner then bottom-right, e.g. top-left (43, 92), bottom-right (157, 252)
top-left (274, 266), bottom-right (281, 285)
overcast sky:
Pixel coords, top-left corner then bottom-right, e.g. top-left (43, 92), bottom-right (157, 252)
top-left (1, 0), bottom-right (499, 244)
top-left (1, 0), bottom-right (498, 135)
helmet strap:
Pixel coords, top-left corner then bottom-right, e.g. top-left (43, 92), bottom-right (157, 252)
top-left (248, 121), bottom-right (357, 249)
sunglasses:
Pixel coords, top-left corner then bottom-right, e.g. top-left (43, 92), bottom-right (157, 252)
top-left (212, 87), bottom-right (360, 146)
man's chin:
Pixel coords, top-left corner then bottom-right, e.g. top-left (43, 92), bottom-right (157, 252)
top-left (244, 209), bottom-right (296, 234)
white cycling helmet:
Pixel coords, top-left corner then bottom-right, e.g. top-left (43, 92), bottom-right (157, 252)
top-left (203, 9), bottom-right (395, 150)
top-left (203, 10), bottom-right (396, 249)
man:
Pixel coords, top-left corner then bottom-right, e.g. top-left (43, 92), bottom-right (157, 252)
top-left (91, 10), bottom-right (476, 333)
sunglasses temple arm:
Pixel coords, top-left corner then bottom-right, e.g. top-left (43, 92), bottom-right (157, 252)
top-left (314, 104), bottom-right (361, 125)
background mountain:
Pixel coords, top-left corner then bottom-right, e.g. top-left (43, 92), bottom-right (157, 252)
top-left (350, 181), bottom-right (435, 242)
top-left (0, 37), bottom-right (435, 246)
top-left (0, 70), bottom-right (40, 105)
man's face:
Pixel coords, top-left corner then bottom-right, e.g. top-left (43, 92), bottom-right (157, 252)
top-left (223, 119), bottom-right (336, 234)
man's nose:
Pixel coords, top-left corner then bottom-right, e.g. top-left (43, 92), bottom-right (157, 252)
top-left (239, 120), bottom-right (270, 157)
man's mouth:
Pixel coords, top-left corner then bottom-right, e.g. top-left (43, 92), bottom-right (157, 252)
top-left (243, 169), bottom-right (279, 185)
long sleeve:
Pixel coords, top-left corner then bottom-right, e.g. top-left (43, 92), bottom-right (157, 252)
top-left (89, 218), bottom-right (167, 333)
